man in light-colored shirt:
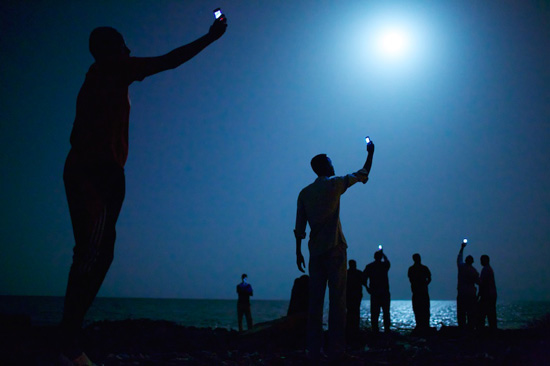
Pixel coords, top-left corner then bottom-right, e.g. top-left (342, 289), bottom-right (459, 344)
top-left (294, 141), bottom-right (374, 362)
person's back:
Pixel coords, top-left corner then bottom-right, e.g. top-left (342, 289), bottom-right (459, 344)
top-left (364, 258), bottom-right (390, 296)
top-left (297, 175), bottom-right (354, 256)
top-left (457, 260), bottom-right (479, 298)
top-left (237, 281), bottom-right (253, 304)
top-left (70, 58), bottom-right (138, 166)
top-left (479, 264), bottom-right (496, 299)
top-left (408, 263), bottom-right (430, 295)
top-left (288, 275), bottom-right (309, 316)
top-left (347, 261), bottom-right (364, 303)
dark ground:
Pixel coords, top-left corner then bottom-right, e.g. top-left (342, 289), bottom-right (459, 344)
top-left (1, 314), bottom-right (550, 365)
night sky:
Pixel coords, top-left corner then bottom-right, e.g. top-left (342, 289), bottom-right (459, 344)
top-left (1, 1), bottom-right (549, 302)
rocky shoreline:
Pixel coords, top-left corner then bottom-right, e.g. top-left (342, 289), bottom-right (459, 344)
top-left (1, 314), bottom-right (550, 365)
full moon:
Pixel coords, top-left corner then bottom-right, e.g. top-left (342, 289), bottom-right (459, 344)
top-left (376, 28), bottom-right (410, 59)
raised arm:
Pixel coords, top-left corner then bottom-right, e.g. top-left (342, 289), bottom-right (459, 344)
top-left (363, 141), bottom-right (375, 175)
top-left (382, 251), bottom-right (390, 269)
top-left (457, 243), bottom-right (465, 266)
top-left (130, 18), bottom-right (227, 80)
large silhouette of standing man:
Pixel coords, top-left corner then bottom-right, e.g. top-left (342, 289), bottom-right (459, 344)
top-left (237, 273), bottom-right (254, 332)
top-left (408, 253), bottom-right (431, 330)
top-left (346, 259), bottom-right (364, 338)
top-left (478, 254), bottom-right (497, 330)
top-left (456, 242), bottom-right (479, 330)
top-left (364, 249), bottom-right (391, 333)
top-left (60, 15), bottom-right (227, 365)
top-left (294, 141), bottom-right (374, 362)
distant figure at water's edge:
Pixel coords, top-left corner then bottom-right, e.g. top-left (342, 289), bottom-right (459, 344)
top-left (478, 254), bottom-right (497, 330)
top-left (408, 253), bottom-right (431, 331)
top-left (364, 248), bottom-right (391, 333)
top-left (237, 273), bottom-right (254, 332)
top-left (457, 241), bottom-right (479, 330)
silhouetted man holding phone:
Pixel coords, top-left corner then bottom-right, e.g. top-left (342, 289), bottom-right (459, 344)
top-left (61, 14), bottom-right (227, 365)
top-left (457, 241), bottom-right (479, 330)
top-left (294, 140), bottom-right (374, 363)
top-left (364, 249), bottom-right (391, 333)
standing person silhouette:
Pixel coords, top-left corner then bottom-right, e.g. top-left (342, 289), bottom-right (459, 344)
top-left (364, 249), bottom-right (391, 333)
top-left (346, 259), bottom-right (364, 340)
top-left (236, 274), bottom-right (254, 332)
top-left (478, 254), bottom-right (497, 330)
top-left (408, 253), bottom-right (431, 331)
top-left (60, 15), bottom-right (227, 365)
top-left (294, 141), bottom-right (374, 363)
top-left (456, 242), bottom-right (479, 330)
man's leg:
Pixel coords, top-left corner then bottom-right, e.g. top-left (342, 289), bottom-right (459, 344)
top-left (465, 296), bottom-right (477, 330)
top-left (61, 160), bottom-right (125, 355)
top-left (488, 297), bottom-right (497, 329)
top-left (245, 305), bottom-right (253, 330)
top-left (346, 299), bottom-right (361, 337)
top-left (422, 295), bottom-right (431, 329)
top-left (382, 293), bottom-right (391, 333)
top-left (477, 298), bottom-right (487, 329)
top-left (457, 296), bottom-right (465, 328)
top-left (307, 252), bottom-right (328, 360)
top-left (412, 293), bottom-right (420, 328)
top-left (371, 298), bottom-right (380, 332)
top-left (327, 246), bottom-right (347, 358)
top-left (237, 305), bottom-right (244, 332)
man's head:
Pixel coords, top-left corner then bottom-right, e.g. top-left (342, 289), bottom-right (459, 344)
top-left (374, 251), bottom-right (383, 261)
top-left (412, 253), bottom-right (421, 264)
top-left (349, 259), bottom-right (357, 270)
top-left (480, 255), bottom-right (490, 266)
top-left (311, 154), bottom-right (335, 177)
top-left (241, 273), bottom-right (247, 281)
top-left (89, 27), bottom-right (130, 62)
top-left (465, 255), bottom-right (474, 265)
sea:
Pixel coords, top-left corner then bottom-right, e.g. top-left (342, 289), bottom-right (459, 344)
top-left (1, 296), bottom-right (549, 332)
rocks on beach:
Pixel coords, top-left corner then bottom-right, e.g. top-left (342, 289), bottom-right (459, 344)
top-left (1, 315), bottom-right (550, 365)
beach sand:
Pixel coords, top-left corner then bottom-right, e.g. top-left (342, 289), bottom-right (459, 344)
top-left (1, 314), bottom-right (549, 365)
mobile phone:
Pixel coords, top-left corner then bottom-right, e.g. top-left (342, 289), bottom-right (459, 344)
top-left (378, 244), bottom-right (382, 250)
top-left (463, 238), bottom-right (468, 244)
top-left (365, 136), bottom-right (371, 144)
top-left (213, 8), bottom-right (224, 20)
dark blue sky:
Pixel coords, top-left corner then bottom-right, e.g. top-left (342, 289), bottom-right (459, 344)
top-left (1, 1), bottom-right (549, 301)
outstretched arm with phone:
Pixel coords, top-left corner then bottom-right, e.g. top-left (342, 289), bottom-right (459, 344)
top-left (130, 18), bottom-right (227, 80)
top-left (363, 141), bottom-right (375, 175)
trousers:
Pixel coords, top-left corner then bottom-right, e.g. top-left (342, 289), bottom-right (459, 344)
top-left (307, 245), bottom-right (347, 359)
top-left (61, 150), bottom-right (125, 340)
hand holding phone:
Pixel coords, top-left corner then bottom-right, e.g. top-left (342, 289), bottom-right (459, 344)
top-left (209, 8), bottom-right (227, 40)
top-left (213, 8), bottom-right (226, 21)
top-left (365, 136), bottom-right (374, 153)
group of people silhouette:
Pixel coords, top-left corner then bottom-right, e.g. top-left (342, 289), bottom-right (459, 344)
top-left (292, 148), bottom-right (497, 362)
top-left (58, 9), bottom-right (498, 366)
